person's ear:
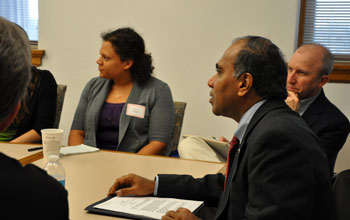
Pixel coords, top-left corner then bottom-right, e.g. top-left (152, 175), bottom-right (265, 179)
top-left (0, 102), bottom-right (20, 131)
top-left (237, 73), bottom-right (253, 96)
top-left (123, 59), bottom-right (134, 70)
top-left (318, 75), bottom-right (329, 88)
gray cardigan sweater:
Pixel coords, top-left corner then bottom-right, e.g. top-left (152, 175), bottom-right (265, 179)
top-left (71, 76), bottom-right (175, 155)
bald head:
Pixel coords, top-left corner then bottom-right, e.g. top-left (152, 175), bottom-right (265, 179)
top-left (296, 44), bottom-right (334, 77)
top-left (287, 44), bottom-right (332, 100)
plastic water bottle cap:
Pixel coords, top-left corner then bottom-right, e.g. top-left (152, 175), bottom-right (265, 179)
top-left (48, 155), bottom-right (59, 162)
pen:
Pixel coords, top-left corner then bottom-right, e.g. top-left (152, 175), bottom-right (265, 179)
top-left (27, 147), bottom-right (43, 152)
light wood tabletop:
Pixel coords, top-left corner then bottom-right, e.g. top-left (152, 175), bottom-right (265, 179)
top-left (0, 142), bottom-right (43, 166)
top-left (33, 150), bottom-right (225, 220)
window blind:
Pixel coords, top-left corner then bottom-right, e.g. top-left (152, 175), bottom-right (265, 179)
top-left (303, 0), bottom-right (350, 62)
top-left (0, 0), bottom-right (38, 41)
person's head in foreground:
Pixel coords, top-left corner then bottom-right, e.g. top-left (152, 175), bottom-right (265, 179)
top-left (0, 16), bottom-right (31, 129)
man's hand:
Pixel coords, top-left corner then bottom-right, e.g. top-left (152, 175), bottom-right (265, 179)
top-left (219, 136), bottom-right (229, 143)
top-left (285, 90), bottom-right (300, 112)
top-left (108, 173), bottom-right (155, 196)
top-left (162, 208), bottom-right (201, 220)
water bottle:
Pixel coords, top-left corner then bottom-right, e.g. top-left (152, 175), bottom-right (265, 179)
top-left (43, 155), bottom-right (66, 186)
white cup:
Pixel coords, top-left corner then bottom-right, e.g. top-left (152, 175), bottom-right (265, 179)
top-left (41, 128), bottom-right (64, 164)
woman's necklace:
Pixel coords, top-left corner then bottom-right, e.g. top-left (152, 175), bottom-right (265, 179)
top-left (115, 90), bottom-right (121, 98)
top-left (113, 82), bottom-right (133, 99)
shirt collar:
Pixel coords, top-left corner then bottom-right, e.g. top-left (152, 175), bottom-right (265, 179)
top-left (298, 89), bottom-right (321, 116)
top-left (234, 99), bottom-right (267, 142)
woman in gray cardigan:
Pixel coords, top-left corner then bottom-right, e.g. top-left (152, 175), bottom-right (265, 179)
top-left (68, 27), bottom-right (174, 155)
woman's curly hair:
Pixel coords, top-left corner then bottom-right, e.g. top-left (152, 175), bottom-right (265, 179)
top-left (101, 27), bottom-right (153, 86)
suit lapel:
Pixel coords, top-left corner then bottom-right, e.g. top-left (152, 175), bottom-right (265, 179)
top-left (215, 99), bottom-right (288, 219)
top-left (118, 82), bottom-right (142, 147)
top-left (231, 100), bottom-right (287, 180)
top-left (302, 89), bottom-right (325, 128)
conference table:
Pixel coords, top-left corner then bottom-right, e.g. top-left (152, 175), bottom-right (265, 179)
top-left (1, 142), bottom-right (225, 219)
top-left (0, 142), bottom-right (43, 165)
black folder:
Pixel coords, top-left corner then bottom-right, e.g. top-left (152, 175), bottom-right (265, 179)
top-left (85, 195), bottom-right (203, 220)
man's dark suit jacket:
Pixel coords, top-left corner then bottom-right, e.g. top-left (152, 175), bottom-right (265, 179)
top-left (302, 89), bottom-right (350, 173)
top-left (157, 100), bottom-right (335, 220)
top-left (0, 152), bottom-right (68, 219)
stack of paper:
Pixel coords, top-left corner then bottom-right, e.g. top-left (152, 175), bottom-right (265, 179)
top-left (86, 196), bottom-right (203, 220)
top-left (60, 144), bottom-right (99, 156)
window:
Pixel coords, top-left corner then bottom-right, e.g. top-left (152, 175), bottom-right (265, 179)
top-left (299, 0), bottom-right (350, 82)
top-left (0, 0), bottom-right (39, 42)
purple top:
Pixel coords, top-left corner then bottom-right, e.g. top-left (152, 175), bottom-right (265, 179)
top-left (96, 102), bottom-right (125, 150)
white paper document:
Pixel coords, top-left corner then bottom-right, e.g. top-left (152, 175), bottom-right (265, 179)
top-left (60, 144), bottom-right (99, 156)
top-left (93, 196), bottom-right (203, 220)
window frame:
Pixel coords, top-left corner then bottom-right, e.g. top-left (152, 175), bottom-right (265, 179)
top-left (31, 49), bottom-right (45, 67)
top-left (298, 0), bottom-right (350, 83)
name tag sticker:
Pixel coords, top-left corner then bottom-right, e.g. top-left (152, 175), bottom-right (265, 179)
top-left (126, 104), bottom-right (146, 119)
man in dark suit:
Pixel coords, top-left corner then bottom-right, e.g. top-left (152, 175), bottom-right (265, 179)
top-left (286, 44), bottom-right (350, 173)
top-left (0, 17), bottom-right (68, 219)
top-left (108, 36), bottom-right (335, 220)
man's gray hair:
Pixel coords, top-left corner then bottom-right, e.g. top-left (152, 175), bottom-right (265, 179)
top-left (319, 44), bottom-right (334, 76)
top-left (303, 43), bottom-right (334, 76)
top-left (0, 16), bottom-right (31, 123)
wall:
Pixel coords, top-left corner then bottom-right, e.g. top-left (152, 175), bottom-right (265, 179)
top-left (38, 0), bottom-right (349, 172)
top-left (323, 83), bottom-right (350, 172)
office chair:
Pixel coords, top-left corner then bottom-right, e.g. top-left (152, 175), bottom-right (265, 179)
top-left (53, 84), bottom-right (67, 129)
top-left (169, 101), bottom-right (187, 156)
top-left (333, 169), bottom-right (350, 220)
